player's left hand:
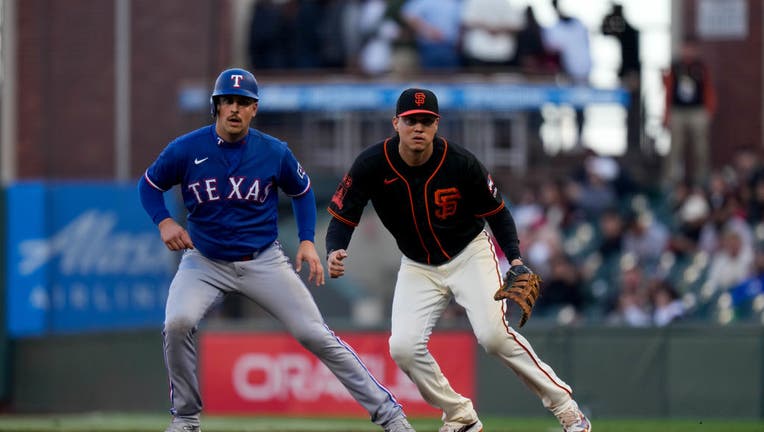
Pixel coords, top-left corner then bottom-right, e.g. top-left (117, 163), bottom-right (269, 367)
top-left (493, 263), bottom-right (542, 328)
top-left (295, 240), bottom-right (325, 286)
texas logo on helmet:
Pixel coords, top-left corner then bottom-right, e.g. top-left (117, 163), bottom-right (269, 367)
top-left (230, 74), bottom-right (245, 88)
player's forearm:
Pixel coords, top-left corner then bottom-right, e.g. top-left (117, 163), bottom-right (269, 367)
top-left (485, 207), bottom-right (521, 261)
top-left (291, 188), bottom-right (317, 242)
top-left (325, 217), bottom-right (354, 257)
top-left (138, 175), bottom-right (171, 225)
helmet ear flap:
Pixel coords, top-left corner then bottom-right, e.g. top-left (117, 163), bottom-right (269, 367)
top-left (209, 96), bottom-right (218, 118)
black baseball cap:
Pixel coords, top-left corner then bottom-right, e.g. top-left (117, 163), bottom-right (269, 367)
top-left (396, 88), bottom-right (440, 117)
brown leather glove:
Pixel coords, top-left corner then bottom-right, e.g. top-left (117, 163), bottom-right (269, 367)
top-left (493, 264), bottom-right (542, 328)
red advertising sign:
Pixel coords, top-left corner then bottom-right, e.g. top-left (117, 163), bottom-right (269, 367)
top-left (201, 331), bottom-right (475, 417)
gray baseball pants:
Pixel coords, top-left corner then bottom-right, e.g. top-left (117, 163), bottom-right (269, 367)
top-left (163, 243), bottom-right (402, 426)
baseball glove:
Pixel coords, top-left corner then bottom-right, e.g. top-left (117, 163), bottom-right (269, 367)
top-left (493, 264), bottom-right (542, 328)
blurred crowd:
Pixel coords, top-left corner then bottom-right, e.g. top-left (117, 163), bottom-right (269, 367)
top-left (501, 147), bottom-right (764, 327)
top-left (247, 0), bottom-right (591, 79)
top-left (244, 1), bottom-right (755, 328)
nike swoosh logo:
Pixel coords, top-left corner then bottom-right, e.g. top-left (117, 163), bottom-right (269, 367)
top-left (194, 157), bottom-right (209, 165)
top-left (384, 177), bottom-right (399, 185)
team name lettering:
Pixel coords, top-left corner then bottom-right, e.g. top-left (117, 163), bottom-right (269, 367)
top-left (205, 179), bottom-right (220, 201)
top-left (188, 177), bottom-right (273, 204)
top-left (228, 177), bottom-right (245, 199)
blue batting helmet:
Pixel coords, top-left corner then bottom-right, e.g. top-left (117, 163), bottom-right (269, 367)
top-left (209, 68), bottom-right (259, 117)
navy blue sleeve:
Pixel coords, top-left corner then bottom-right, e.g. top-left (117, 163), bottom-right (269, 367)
top-left (291, 187), bottom-right (316, 242)
top-left (138, 175), bottom-right (172, 225)
top-left (485, 206), bottom-right (521, 261)
top-left (326, 216), bottom-right (355, 256)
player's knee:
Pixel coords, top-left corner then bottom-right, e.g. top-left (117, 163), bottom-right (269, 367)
top-left (292, 327), bottom-right (329, 353)
top-left (475, 330), bottom-right (505, 355)
top-left (388, 334), bottom-right (420, 368)
top-left (163, 317), bottom-right (197, 337)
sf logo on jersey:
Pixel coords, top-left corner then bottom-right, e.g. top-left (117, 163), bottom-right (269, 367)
top-left (434, 187), bottom-right (461, 220)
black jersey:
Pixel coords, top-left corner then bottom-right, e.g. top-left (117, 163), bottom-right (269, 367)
top-left (328, 136), bottom-right (505, 265)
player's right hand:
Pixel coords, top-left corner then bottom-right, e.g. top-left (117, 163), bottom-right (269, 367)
top-left (327, 249), bottom-right (348, 279)
top-left (158, 218), bottom-right (194, 251)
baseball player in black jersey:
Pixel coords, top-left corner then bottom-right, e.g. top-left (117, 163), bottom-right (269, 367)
top-left (326, 88), bottom-right (592, 432)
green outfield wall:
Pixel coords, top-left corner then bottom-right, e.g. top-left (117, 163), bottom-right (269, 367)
top-left (10, 324), bottom-right (764, 418)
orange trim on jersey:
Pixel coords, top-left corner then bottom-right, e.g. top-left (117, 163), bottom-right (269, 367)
top-left (475, 200), bottom-right (505, 218)
top-left (384, 138), bottom-right (431, 264)
top-left (327, 207), bottom-right (359, 228)
top-left (423, 138), bottom-right (451, 260)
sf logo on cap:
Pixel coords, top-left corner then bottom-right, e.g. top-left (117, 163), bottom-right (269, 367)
top-left (231, 74), bottom-right (244, 87)
top-left (414, 92), bottom-right (426, 106)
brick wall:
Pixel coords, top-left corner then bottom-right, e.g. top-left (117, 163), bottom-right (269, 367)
top-left (17, 0), bottom-right (232, 179)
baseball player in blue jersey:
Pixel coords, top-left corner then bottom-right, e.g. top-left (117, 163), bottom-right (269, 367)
top-left (138, 68), bottom-right (415, 432)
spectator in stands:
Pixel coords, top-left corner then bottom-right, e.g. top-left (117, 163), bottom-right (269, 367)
top-left (600, 2), bottom-right (642, 156)
top-left (542, 0), bottom-right (592, 148)
top-left (570, 155), bottom-right (619, 219)
top-left (595, 208), bottom-right (626, 266)
top-left (728, 243), bottom-right (764, 317)
top-left (401, 0), bottom-right (463, 69)
top-left (460, 0), bottom-right (524, 71)
top-left (511, 5), bottom-right (556, 164)
top-left (534, 252), bottom-right (586, 321)
top-left (746, 172), bottom-right (764, 227)
top-left (511, 6), bottom-right (558, 74)
top-left (524, 220), bottom-right (564, 279)
top-left (667, 188), bottom-right (709, 258)
top-left (539, 178), bottom-right (582, 231)
top-left (662, 36), bottom-right (717, 187)
top-left (354, 0), bottom-right (402, 76)
top-left (649, 279), bottom-right (685, 326)
top-left (622, 209), bottom-right (669, 274)
top-left (698, 191), bottom-right (753, 257)
top-left (248, 0), bottom-right (322, 70)
top-left (317, 0), bottom-right (351, 69)
top-left (706, 227), bottom-right (754, 295)
top-left (733, 147), bottom-right (764, 193)
top-left (607, 264), bottom-right (651, 326)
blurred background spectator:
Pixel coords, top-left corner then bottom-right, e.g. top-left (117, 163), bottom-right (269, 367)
top-left (542, 0), bottom-right (592, 148)
top-left (460, 0), bottom-right (524, 71)
top-left (662, 36), bottom-right (717, 187)
top-left (400, 0), bottom-right (463, 70)
top-left (600, 2), bottom-right (643, 157)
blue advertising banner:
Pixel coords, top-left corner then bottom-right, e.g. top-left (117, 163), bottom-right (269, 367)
top-left (178, 82), bottom-right (629, 113)
top-left (6, 182), bottom-right (178, 337)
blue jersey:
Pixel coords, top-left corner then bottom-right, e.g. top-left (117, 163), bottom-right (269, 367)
top-left (142, 125), bottom-right (311, 261)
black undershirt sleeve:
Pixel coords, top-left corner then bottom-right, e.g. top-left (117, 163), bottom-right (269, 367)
top-left (325, 217), bottom-right (355, 257)
top-left (484, 206), bottom-right (522, 261)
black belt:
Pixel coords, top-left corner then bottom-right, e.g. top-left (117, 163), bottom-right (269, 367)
top-left (237, 251), bottom-right (260, 261)
top-left (234, 242), bottom-right (274, 261)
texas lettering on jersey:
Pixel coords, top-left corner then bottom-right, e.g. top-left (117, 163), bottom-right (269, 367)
top-left (187, 177), bottom-right (273, 204)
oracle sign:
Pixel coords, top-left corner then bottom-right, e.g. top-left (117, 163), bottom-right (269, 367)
top-left (201, 331), bottom-right (475, 417)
